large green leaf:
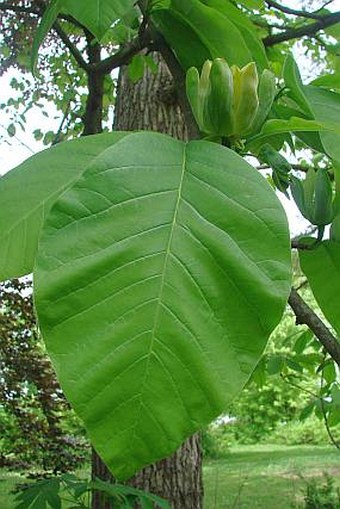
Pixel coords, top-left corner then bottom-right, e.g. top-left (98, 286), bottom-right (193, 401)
top-left (260, 117), bottom-right (333, 136)
top-left (34, 132), bottom-right (291, 479)
top-left (31, 0), bottom-right (62, 72)
top-left (331, 163), bottom-right (340, 242)
top-left (283, 55), bottom-right (313, 117)
top-left (200, 0), bottom-right (269, 70)
top-left (272, 103), bottom-right (324, 152)
top-left (304, 86), bottom-right (340, 162)
top-left (152, 0), bottom-right (252, 70)
top-left (300, 240), bottom-right (340, 336)
top-left (310, 73), bottom-right (340, 90)
top-left (32, 0), bottom-right (136, 68)
top-left (325, 21), bottom-right (340, 41)
top-left (0, 132), bottom-right (127, 280)
top-left (246, 116), bottom-right (331, 153)
top-left (151, 9), bottom-right (212, 70)
top-left (61, 0), bottom-right (136, 41)
top-left (238, 0), bottom-right (264, 8)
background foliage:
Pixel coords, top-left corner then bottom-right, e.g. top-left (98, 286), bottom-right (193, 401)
top-left (0, 279), bottom-right (88, 473)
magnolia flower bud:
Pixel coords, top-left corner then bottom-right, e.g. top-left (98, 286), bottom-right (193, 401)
top-left (186, 59), bottom-right (275, 140)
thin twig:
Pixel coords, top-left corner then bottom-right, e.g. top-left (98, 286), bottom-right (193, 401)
top-left (264, 11), bottom-right (340, 46)
top-left (281, 371), bottom-right (340, 449)
top-left (281, 374), bottom-right (319, 400)
top-left (320, 354), bottom-right (340, 449)
top-left (257, 163), bottom-right (313, 173)
top-left (92, 29), bottom-right (152, 75)
top-left (316, 0), bottom-right (336, 12)
top-left (288, 288), bottom-right (340, 367)
top-left (295, 278), bottom-right (308, 291)
top-left (51, 101), bottom-right (71, 145)
top-left (0, 123), bottom-right (35, 154)
top-left (291, 240), bottom-right (317, 250)
top-left (53, 21), bottom-right (89, 71)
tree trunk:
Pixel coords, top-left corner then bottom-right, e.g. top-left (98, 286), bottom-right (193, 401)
top-left (91, 54), bottom-right (203, 509)
top-left (92, 449), bottom-right (113, 509)
top-left (114, 54), bottom-right (187, 140)
top-left (128, 435), bottom-right (203, 508)
top-left (83, 34), bottom-right (104, 136)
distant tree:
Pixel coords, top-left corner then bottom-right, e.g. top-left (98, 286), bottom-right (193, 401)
top-left (0, 278), bottom-right (87, 472)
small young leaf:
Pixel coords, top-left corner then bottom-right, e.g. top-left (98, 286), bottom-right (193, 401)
top-left (304, 85), bottom-right (340, 161)
top-left (331, 385), bottom-right (340, 408)
top-left (267, 354), bottom-right (284, 375)
top-left (293, 330), bottom-right (313, 354)
top-left (144, 55), bottom-right (158, 74)
top-left (31, 0), bottom-right (62, 72)
top-left (128, 55), bottom-right (145, 83)
top-left (283, 54), bottom-right (313, 117)
top-left (328, 407), bottom-right (340, 427)
top-left (299, 401), bottom-right (316, 421)
top-left (7, 122), bottom-right (16, 137)
top-left (323, 362), bottom-right (336, 385)
top-left (286, 358), bottom-right (303, 373)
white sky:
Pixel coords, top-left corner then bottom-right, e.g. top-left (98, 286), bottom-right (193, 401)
top-left (1, 0), bottom-right (339, 236)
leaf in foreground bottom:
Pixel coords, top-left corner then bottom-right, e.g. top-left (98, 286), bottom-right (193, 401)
top-left (34, 132), bottom-right (291, 479)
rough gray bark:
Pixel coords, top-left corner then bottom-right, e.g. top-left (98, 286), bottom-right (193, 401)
top-left (128, 434), bottom-right (203, 509)
top-left (91, 54), bottom-right (203, 509)
top-left (114, 54), bottom-right (187, 140)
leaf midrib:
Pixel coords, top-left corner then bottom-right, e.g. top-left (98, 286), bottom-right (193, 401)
top-left (130, 144), bottom-right (188, 443)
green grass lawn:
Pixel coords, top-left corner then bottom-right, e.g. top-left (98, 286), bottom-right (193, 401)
top-left (0, 445), bottom-right (339, 508)
top-left (203, 444), bottom-right (340, 508)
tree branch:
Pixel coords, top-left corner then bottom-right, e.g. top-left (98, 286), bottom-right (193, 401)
top-left (265, 0), bottom-right (327, 19)
top-left (82, 30), bottom-right (104, 135)
top-left (53, 21), bottom-right (89, 71)
top-left (92, 29), bottom-right (151, 75)
top-left (288, 288), bottom-right (340, 367)
top-left (264, 11), bottom-right (340, 46)
top-left (291, 240), bottom-right (316, 250)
